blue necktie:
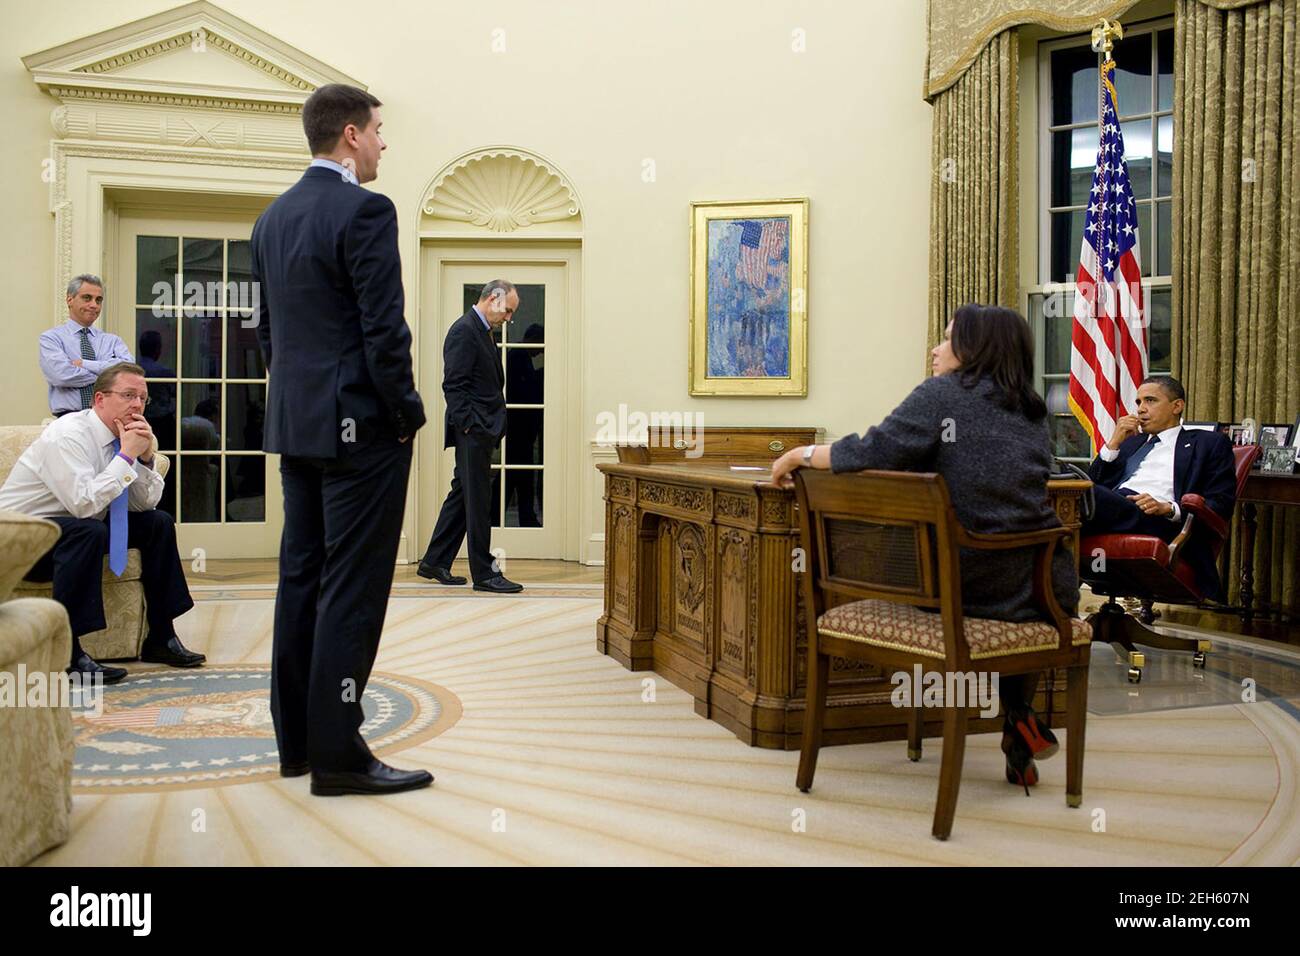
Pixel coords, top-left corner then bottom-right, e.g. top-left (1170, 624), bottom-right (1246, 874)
top-left (1119, 435), bottom-right (1158, 486)
top-left (108, 438), bottom-right (128, 577)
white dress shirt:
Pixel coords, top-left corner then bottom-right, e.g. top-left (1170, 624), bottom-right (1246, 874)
top-left (1099, 423), bottom-right (1183, 521)
top-left (309, 157), bottom-right (359, 185)
top-left (0, 410), bottom-right (163, 520)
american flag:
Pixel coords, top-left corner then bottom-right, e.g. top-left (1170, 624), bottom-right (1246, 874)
top-left (1068, 57), bottom-right (1147, 453)
top-left (737, 219), bottom-right (788, 290)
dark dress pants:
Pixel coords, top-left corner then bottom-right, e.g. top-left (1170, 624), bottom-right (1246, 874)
top-left (421, 431), bottom-right (498, 583)
top-left (24, 510), bottom-right (195, 665)
top-left (1082, 484), bottom-right (1184, 542)
top-left (272, 436), bottom-right (413, 773)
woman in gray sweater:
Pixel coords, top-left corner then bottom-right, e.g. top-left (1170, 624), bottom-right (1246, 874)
top-left (772, 304), bottom-right (1079, 791)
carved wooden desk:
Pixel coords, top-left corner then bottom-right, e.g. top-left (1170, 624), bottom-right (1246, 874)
top-left (1237, 472), bottom-right (1300, 622)
top-left (596, 458), bottom-right (1090, 749)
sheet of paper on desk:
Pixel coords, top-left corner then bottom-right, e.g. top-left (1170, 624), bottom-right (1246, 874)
top-left (729, 465), bottom-right (766, 471)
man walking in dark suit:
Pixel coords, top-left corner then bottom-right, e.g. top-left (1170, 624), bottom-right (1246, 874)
top-left (418, 281), bottom-right (524, 593)
top-left (1081, 375), bottom-right (1238, 599)
top-left (249, 84), bottom-right (432, 797)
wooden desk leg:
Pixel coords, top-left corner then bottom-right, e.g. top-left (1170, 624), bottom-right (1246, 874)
top-left (1240, 501), bottom-right (1257, 623)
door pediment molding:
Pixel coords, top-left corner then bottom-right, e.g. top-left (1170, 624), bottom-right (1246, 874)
top-left (24, 0), bottom-right (362, 113)
top-left (421, 147), bottom-right (583, 235)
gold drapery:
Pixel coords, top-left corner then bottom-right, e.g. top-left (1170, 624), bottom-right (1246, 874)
top-left (925, 0), bottom-right (1264, 99)
top-left (927, 29), bottom-right (1020, 351)
top-left (1173, 0), bottom-right (1299, 615)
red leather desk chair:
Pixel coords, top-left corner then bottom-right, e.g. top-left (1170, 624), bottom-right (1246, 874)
top-left (1079, 444), bottom-right (1260, 682)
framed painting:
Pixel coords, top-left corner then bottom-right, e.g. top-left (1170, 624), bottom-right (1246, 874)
top-left (689, 198), bottom-right (808, 396)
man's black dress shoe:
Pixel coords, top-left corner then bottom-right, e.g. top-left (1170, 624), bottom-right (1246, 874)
top-left (417, 563), bottom-right (467, 586)
top-left (473, 575), bottom-right (523, 594)
top-left (68, 653), bottom-right (127, 685)
top-left (140, 635), bottom-right (206, 668)
top-left (280, 760), bottom-right (310, 778)
top-left (310, 759), bottom-right (434, 796)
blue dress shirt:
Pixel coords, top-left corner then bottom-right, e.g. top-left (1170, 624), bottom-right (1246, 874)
top-left (39, 319), bottom-right (135, 414)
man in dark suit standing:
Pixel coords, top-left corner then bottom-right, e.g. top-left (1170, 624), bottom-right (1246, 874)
top-left (418, 281), bottom-right (524, 593)
top-left (1082, 375), bottom-right (1238, 599)
top-left (249, 84), bottom-right (432, 797)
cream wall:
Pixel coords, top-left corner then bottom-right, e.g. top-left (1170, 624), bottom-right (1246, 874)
top-left (0, 0), bottom-right (933, 560)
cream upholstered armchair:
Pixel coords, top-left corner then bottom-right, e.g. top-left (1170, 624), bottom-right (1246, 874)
top-left (0, 423), bottom-right (170, 661)
top-left (0, 510), bottom-right (75, 866)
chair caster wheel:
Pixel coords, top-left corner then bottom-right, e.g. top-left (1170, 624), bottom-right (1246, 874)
top-left (1127, 666), bottom-right (1142, 684)
top-left (1193, 651), bottom-right (1206, 669)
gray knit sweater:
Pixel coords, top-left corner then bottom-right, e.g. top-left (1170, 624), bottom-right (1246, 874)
top-left (829, 373), bottom-right (1079, 621)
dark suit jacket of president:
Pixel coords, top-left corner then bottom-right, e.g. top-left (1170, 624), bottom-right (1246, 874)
top-left (251, 165), bottom-right (425, 456)
top-left (1087, 427), bottom-right (1238, 599)
top-left (442, 308), bottom-right (506, 448)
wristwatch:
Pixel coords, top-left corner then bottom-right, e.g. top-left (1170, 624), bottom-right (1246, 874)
top-left (801, 445), bottom-right (815, 467)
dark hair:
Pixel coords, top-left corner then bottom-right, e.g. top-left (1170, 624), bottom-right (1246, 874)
top-left (302, 84), bottom-right (382, 156)
top-left (1141, 374), bottom-right (1185, 404)
top-left (92, 362), bottom-right (147, 396)
top-left (948, 304), bottom-right (1047, 420)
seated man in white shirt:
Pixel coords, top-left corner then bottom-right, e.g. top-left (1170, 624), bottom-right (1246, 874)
top-left (0, 362), bottom-right (204, 683)
top-left (1081, 375), bottom-right (1238, 600)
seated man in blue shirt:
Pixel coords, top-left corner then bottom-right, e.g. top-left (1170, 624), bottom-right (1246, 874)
top-left (39, 274), bottom-right (134, 417)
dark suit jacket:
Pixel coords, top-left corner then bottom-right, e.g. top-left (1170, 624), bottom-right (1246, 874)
top-left (442, 308), bottom-right (505, 449)
top-left (249, 166), bottom-right (424, 458)
top-left (1088, 426), bottom-right (1238, 596)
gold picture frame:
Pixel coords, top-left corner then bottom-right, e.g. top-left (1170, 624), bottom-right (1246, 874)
top-left (689, 198), bottom-right (808, 396)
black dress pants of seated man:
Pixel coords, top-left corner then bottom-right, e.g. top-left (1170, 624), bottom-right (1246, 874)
top-left (24, 510), bottom-right (196, 667)
top-left (1081, 485), bottom-right (1184, 542)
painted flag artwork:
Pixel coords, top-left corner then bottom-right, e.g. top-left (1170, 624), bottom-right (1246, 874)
top-left (706, 217), bottom-right (791, 377)
top-left (690, 199), bottom-right (808, 396)
top-left (1068, 56), bottom-right (1148, 454)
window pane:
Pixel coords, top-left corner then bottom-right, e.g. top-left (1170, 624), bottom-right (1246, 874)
top-left (1136, 203), bottom-right (1153, 277)
top-left (136, 236), bottom-right (177, 306)
top-left (1156, 200), bottom-right (1171, 277)
top-left (136, 308), bottom-right (177, 372)
top-left (505, 284), bottom-right (545, 344)
top-left (227, 313), bottom-right (265, 379)
top-left (1051, 127), bottom-right (1100, 207)
top-left (227, 240), bottom-right (254, 310)
top-left (181, 383), bottom-right (221, 450)
top-left (504, 470), bottom-right (542, 528)
top-left (226, 383), bottom-right (265, 451)
top-left (1148, 287), bottom-right (1171, 371)
top-left (1045, 308), bottom-right (1074, 376)
top-left (226, 456), bottom-right (265, 522)
top-left (505, 409), bottom-right (542, 464)
top-left (1051, 44), bottom-right (1099, 126)
top-left (1157, 115), bottom-right (1173, 197)
top-left (179, 454), bottom-right (220, 522)
top-left (1112, 31), bottom-right (1152, 116)
top-left (1050, 413), bottom-right (1093, 459)
top-left (181, 313), bottom-right (222, 378)
top-left (1120, 119), bottom-right (1153, 200)
top-left (1050, 209), bottom-right (1087, 283)
top-left (489, 468), bottom-right (501, 527)
top-left (1157, 29), bottom-right (1174, 112)
top-left (182, 238), bottom-right (223, 311)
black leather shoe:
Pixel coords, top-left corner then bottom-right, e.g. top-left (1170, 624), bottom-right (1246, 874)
top-left (280, 760), bottom-right (310, 778)
top-left (140, 635), bottom-right (206, 668)
top-left (68, 653), bottom-right (127, 685)
top-left (473, 575), bottom-right (523, 593)
top-left (417, 563), bottom-right (467, 586)
top-left (310, 759), bottom-right (434, 796)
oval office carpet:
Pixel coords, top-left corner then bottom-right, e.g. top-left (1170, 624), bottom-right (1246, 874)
top-left (31, 590), bottom-right (1300, 866)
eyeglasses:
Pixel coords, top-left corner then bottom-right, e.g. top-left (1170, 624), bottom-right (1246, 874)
top-left (101, 390), bottom-right (152, 407)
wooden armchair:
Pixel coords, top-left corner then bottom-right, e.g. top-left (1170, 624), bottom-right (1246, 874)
top-left (792, 469), bottom-right (1093, 841)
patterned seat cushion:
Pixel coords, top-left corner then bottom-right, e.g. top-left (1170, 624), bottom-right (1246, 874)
top-left (818, 599), bottom-right (1092, 660)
